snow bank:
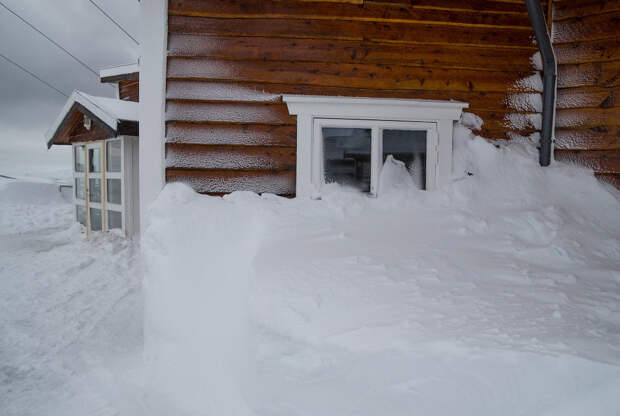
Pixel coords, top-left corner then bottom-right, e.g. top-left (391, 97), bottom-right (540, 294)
top-left (142, 186), bottom-right (262, 415)
top-left (0, 178), bottom-right (72, 234)
top-left (142, 124), bottom-right (620, 415)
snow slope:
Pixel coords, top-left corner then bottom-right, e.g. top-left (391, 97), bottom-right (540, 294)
top-left (142, 131), bottom-right (620, 415)
top-left (2, 124), bottom-right (620, 415)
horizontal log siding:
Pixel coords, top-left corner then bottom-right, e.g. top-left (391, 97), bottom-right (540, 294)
top-left (119, 79), bottom-right (139, 102)
top-left (553, 0), bottom-right (620, 187)
top-left (166, 0), bottom-right (541, 195)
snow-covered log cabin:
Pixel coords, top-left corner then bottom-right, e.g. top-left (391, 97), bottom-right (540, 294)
top-left (46, 0), bottom-right (620, 237)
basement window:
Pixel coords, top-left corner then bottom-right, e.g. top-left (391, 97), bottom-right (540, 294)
top-left (315, 119), bottom-right (436, 195)
top-left (283, 95), bottom-right (468, 197)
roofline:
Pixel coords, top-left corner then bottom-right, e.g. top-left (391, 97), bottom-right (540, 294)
top-left (45, 90), bottom-right (138, 148)
top-left (100, 62), bottom-right (139, 83)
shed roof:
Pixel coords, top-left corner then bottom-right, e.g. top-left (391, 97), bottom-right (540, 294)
top-left (45, 90), bottom-right (138, 148)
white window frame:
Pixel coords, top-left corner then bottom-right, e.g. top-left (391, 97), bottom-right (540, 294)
top-left (86, 141), bottom-right (105, 232)
top-left (283, 95), bottom-right (469, 198)
top-left (73, 144), bottom-right (87, 228)
top-left (72, 137), bottom-right (138, 237)
top-left (314, 118), bottom-right (438, 195)
top-left (105, 138), bottom-right (125, 232)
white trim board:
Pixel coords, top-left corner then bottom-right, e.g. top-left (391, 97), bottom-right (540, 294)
top-left (100, 63), bottom-right (139, 81)
top-left (138, 0), bottom-right (167, 236)
top-left (283, 95), bottom-right (469, 197)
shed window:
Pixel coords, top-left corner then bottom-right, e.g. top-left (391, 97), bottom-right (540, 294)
top-left (72, 138), bottom-right (130, 236)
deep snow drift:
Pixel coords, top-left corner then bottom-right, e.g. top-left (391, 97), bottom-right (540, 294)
top-left (142, 129), bottom-right (620, 415)
top-left (2, 124), bottom-right (620, 415)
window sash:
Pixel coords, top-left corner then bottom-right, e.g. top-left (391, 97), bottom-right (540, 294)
top-left (312, 119), bottom-right (437, 196)
top-left (72, 138), bottom-right (126, 235)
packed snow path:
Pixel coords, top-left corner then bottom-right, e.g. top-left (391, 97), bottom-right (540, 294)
top-left (0, 179), bottom-right (142, 415)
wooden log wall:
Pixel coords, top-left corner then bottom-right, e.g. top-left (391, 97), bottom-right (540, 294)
top-left (165, 0), bottom-right (543, 195)
top-left (119, 79), bottom-right (139, 102)
top-left (552, 0), bottom-right (620, 188)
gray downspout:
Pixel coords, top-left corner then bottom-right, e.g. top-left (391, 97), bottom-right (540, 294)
top-left (525, 0), bottom-right (556, 166)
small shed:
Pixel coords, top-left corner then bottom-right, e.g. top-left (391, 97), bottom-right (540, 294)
top-left (46, 90), bottom-right (140, 237)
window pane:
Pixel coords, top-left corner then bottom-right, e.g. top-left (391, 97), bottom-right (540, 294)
top-left (88, 147), bottom-right (101, 173)
top-left (74, 146), bottom-right (85, 172)
top-left (76, 205), bottom-right (86, 226)
top-left (323, 127), bottom-right (371, 192)
top-left (90, 208), bottom-right (102, 231)
top-left (89, 178), bottom-right (101, 203)
top-left (75, 177), bottom-right (85, 200)
top-left (107, 179), bottom-right (122, 205)
top-left (107, 210), bottom-right (122, 230)
top-left (106, 140), bottom-right (121, 172)
top-left (382, 129), bottom-right (427, 190)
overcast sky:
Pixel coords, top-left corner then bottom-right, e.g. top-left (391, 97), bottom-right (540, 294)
top-left (0, 0), bottom-right (139, 181)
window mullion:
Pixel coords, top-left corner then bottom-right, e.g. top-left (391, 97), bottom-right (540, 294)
top-left (370, 125), bottom-right (380, 196)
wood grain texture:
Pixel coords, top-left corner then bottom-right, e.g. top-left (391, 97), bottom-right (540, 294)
top-left (165, 0), bottom-right (541, 194)
top-left (168, 34), bottom-right (536, 71)
top-left (168, 0), bottom-right (532, 27)
top-left (166, 101), bottom-right (296, 124)
top-left (166, 143), bottom-right (296, 170)
top-left (554, 0), bottom-right (620, 185)
top-left (166, 168), bottom-right (296, 194)
top-left (554, 149), bottom-right (620, 172)
top-left (167, 122), bottom-right (297, 146)
top-left (556, 86), bottom-right (618, 109)
top-left (167, 58), bottom-right (538, 93)
top-left (119, 80), bottom-right (139, 102)
top-left (555, 38), bottom-right (620, 65)
top-left (557, 60), bottom-right (620, 89)
top-left (168, 16), bottom-right (535, 49)
top-left (552, 11), bottom-right (620, 44)
top-left (553, 0), bottom-right (620, 20)
top-left (555, 126), bottom-right (620, 150)
top-left (167, 80), bottom-right (542, 111)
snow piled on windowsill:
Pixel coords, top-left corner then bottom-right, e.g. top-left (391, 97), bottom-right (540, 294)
top-left (141, 125), bottom-right (620, 415)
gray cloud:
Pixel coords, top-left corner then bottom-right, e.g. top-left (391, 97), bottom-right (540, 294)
top-left (0, 0), bottom-right (139, 179)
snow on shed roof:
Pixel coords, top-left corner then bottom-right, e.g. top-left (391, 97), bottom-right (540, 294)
top-left (45, 90), bottom-right (138, 148)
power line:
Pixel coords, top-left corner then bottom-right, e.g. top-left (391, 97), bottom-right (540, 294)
top-left (0, 52), bottom-right (69, 98)
top-left (0, 1), bottom-right (99, 77)
top-left (87, 0), bottom-right (139, 45)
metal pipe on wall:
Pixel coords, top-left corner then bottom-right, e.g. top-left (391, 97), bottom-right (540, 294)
top-left (525, 0), bottom-right (557, 166)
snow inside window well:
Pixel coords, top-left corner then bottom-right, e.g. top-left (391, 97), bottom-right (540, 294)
top-left (382, 129), bottom-right (427, 190)
top-left (323, 127), bottom-right (371, 192)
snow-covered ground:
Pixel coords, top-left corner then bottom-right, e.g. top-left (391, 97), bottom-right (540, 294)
top-left (0, 178), bottom-right (143, 415)
top-left (2, 126), bottom-right (620, 415)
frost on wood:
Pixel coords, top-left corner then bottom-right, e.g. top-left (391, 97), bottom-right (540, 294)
top-left (166, 170), bottom-right (295, 194)
top-left (512, 72), bottom-right (544, 93)
top-left (503, 112), bottom-right (543, 130)
top-left (505, 93), bottom-right (543, 113)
